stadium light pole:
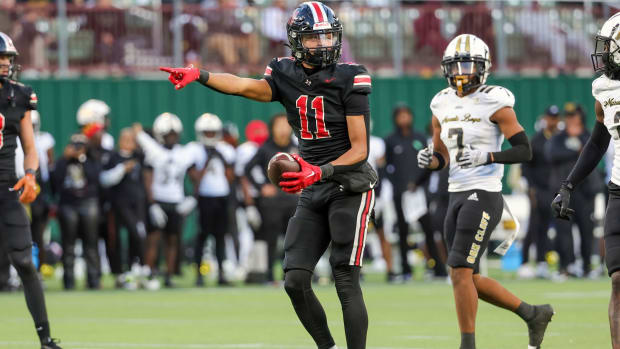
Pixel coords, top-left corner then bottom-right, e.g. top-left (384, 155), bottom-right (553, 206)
top-left (492, 1), bottom-right (508, 75)
top-left (153, 0), bottom-right (163, 55)
top-left (172, 0), bottom-right (183, 67)
top-left (391, 0), bottom-right (403, 75)
top-left (57, 0), bottom-right (69, 76)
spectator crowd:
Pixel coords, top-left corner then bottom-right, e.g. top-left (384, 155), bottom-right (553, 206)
top-left (0, 98), bottom-right (610, 291)
top-left (1, 0), bottom-right (616, 76)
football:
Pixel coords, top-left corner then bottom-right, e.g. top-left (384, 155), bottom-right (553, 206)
top-left (267, 152), bottom-right (301, 186)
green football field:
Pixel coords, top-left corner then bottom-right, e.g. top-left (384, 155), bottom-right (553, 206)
top-left (0, 274), bottom-right (612, 349)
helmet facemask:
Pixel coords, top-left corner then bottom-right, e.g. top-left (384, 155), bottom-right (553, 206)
top-left (442, 57), bottom-right (488, 95)
top-left (0, 54), bottom-right (19, 81)
top-left (591, 34), bottom-right (620, 79)
top-left (293, 29), bottom-right (342, 68)
top-left (199, 130), bottom-right (222, 147)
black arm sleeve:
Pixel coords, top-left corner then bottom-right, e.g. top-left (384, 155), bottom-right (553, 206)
top-left (491, 131), bottom-right (532, 164)
top-left (566, 120), bottom-right (611, 187)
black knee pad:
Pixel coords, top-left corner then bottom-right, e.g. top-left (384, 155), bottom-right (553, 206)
top-left (9, 247), bottom-right (36, 276)
top-left (284, 269), bottom-right (312, 296)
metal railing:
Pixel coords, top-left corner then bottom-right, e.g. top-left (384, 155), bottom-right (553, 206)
top-left (1, 1), bottom-right (618, 77)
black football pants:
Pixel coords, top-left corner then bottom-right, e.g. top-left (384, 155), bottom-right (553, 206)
top-left (58, 198), bottom-right (101, 289)
top-left (522, 189), bottom-right (552, 264)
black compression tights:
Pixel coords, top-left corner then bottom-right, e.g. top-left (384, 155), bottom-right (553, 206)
top-left (284, 269), bottom-right (335, 349)
top-left (9, 247), bottom-right (49, 325)
top-left (284, 266), bottom-right (368, 349)
top-left (334, 265), bottom-right (368, 349)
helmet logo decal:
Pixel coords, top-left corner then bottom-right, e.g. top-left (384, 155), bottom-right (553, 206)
top-left (313, 22), bottom-right (331, 30)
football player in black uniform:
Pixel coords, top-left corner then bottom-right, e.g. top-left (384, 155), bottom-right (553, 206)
top-left (161, 2), bottom-right (374, 348)
top-left (0, 32), bottom-right (61, 349)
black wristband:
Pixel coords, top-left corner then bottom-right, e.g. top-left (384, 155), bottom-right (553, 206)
top-left (198, 70), bottom-right (210, 86)
top-left (432, 152), bottom-right (446, 170)
top-left (25, 168), bottom-right (36, 176)
top-left (319, 163), bottom-right (334, 179)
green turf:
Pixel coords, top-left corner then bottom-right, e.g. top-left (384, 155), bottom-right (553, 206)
top-left (0, 273), bottom-right (611, 349)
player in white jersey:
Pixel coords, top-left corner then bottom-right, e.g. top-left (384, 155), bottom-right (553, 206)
top-left (367, 132), bottom-right (394, 280)
top-left (133, 113), bottom-right (198, 287)
top-left (189, 113), bottom-right (236, 286)
top-left (236, 120), bottom-right (269, 270)
top-left (418, 34), bottom-right (553, 349)
top-left (552, 13), bottom-right (620, 348)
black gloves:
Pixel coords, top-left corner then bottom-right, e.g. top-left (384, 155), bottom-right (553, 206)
top-left (551, 181), bottom-right (575, 220)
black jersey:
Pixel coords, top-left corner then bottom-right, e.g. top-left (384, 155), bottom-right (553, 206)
top-left (264, 57), bottom-right (372, 166)
top-left (104, 151), bottom-right (145, 203)
top-left (0, 79), bottom-right (37, 178)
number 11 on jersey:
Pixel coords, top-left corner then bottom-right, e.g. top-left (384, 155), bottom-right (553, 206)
top-left (296, 95), bottom-right (330, 140)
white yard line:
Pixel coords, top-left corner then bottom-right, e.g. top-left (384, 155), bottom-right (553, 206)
top-left (0, 341), bottom-right (447, 349)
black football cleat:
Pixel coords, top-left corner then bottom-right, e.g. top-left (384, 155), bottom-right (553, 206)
top-left (526, 304), bottom-right (555, 348)
top-left (41, 338), bottom-right (62, 349)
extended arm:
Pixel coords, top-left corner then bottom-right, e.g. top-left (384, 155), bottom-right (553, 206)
top-left (160, 66), bottom-right (273, 102)
top-left (565, 100), bottom-right (610, 187)
top-left (551, 100), bottom-right (610, 220)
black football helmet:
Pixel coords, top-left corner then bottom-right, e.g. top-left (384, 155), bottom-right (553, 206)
top-left (286, 1), bottom-right (343, 68)
top-left (0, 32), bottom-right (19, 81)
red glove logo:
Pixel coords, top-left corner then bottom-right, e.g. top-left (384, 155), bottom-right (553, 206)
top-left (160, 65), bottom-right (200, 90)
top-left (279, 154), bottom-right (322, 193)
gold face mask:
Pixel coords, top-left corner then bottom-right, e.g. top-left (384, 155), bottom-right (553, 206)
top-left (454, 75), bottom-right (470, 95)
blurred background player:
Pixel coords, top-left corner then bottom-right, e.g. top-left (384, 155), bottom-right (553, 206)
top-left (100, 128), bottom-right (147, 288)
top-left (134, 113), bottom-right (198, 288)
top-left (367, 121), bottom-right (395, 282)
top-left (189, 113), bottom-right (236, 287)
top-left (385, 104), bottom-right (446, 279)
top-left (52, 130), bottom-right (103, 290)
top-left (519, 105), bottom-right (560, 279)
top-left (75, 99), bottom-right (115, 285)
top-left (236, 119), bottom-right (269, 274)
top-left (551, 12), bottom-right (620, 346)
top-left (0, 31), bottom-right (62, 348)
top-left (547, 103), bottom-right (603, 278)
top-left (160, 2), bottom-right (376, 348)
top-left (244, 113), bottom-right (298, 284)
top-left (76, 99), bottom-right (114, 151)
top-left (418, 34), bottom-right (553, 349)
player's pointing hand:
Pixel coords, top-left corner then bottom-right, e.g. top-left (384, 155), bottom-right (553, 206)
top-left (160, 65), bottom-right (200, 90)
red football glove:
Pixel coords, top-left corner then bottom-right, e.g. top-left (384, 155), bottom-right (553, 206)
top-left (159, 65), bottom-right (200, 90)
top-left (13, 173), bottom-right (39, 204)
top-left (279, 154), bottom-right (322, 193)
